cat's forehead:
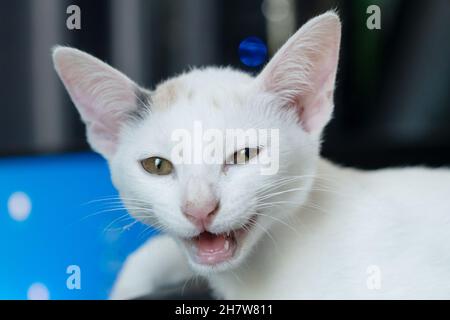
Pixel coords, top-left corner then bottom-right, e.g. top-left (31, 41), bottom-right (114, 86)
top-left (125, 68), bottom-right (272, 152)
top-left (150, 67), bottom-right (254, 110)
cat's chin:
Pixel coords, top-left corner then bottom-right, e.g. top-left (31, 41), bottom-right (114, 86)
top-left (180, 215), bottom-right (257, 272)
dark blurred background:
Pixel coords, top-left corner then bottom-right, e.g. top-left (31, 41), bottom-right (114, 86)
top-left (1, 0), bottom-right (450, 168)
top-left (0, 0), bottom-right (449, 299)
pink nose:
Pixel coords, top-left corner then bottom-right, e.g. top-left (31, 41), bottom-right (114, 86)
top-left (182, 199), bottom-right (219, 229)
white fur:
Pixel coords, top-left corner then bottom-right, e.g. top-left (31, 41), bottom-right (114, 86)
top-left (112, 160), bottom-right (450, 299)
top-left (53, 11), bottom-right (450, 300)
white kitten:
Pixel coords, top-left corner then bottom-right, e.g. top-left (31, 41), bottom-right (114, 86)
top-left (53, 11), bottom-right (450, 299)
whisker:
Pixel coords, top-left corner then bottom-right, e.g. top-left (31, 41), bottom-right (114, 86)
top-left (252, 212), bottom-right (301, 236)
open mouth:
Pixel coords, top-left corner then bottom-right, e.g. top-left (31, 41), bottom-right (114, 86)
top-left (186, 215), bottom-right (256, 266)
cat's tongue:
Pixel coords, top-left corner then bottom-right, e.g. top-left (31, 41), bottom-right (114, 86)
top-left (194, 232), bottom-right (236, 265)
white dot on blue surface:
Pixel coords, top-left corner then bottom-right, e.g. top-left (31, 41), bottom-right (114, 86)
top-left (7, 191), bottom-right (32, 221)
top-left (27, 283), bottom-right (50, 300)
top-left (238, 37), bottom-right (268, 67)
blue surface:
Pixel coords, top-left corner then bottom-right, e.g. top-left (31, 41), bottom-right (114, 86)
top-left (238, 36), bottom-right (267, 67)
top-left (0, 152), bottom-right (155, 299)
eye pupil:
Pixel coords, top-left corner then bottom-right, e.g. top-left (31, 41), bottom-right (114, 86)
top-left (155, 158), bottom-right (162, 170)
top-left (230, 147), bottom-right (260, 165)
top-left (244, 148), bottom-right (250, 160)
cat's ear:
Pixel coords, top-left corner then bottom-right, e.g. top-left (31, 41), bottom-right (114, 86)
top-left (53, 46), bottom-right (142, 159)
top-left (256, 11), bottom-right (341, 134)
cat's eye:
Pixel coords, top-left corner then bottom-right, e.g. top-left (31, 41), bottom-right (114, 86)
top-left (229, 147), bottom-right (260, 165)
top-left (141, 157), bottom-right (173, 175)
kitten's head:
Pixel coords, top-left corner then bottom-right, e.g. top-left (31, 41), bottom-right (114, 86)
top-left (53, 12), bottom-right (340, 274)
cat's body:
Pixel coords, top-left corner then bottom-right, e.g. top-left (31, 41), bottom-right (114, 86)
top-left (213, 160), bottom-right (450, 299)
top-left (111, 159), bottom-right (450, 299)
top-left (52, 11), bottom-right (450, 299)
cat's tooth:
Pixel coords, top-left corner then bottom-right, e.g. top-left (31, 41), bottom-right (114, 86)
top-left (224, 239), bottom-right (230, 251)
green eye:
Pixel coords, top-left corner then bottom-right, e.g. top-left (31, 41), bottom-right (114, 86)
top-left (230, 147), bottom-right (260, 165)
top-left (141, 157), bottom-right (173, 175)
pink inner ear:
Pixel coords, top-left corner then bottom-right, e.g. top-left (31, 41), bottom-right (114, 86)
top-left (88, 122), bottom-right (119, 155)
top-left (263, 50), bottom-right (337, 133)
top-left (70, 78), bottom-right (131, 141)
top-left (70, 79), bottom-right (132, 125)
top-left (300, 95), bottom-right (332, 133)
top-left (300, 60), bottom-right (337, 133)
top-left (53, 47), bottom-right (138, 158)
top-left (256, 12), bottom-right (341, 133)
